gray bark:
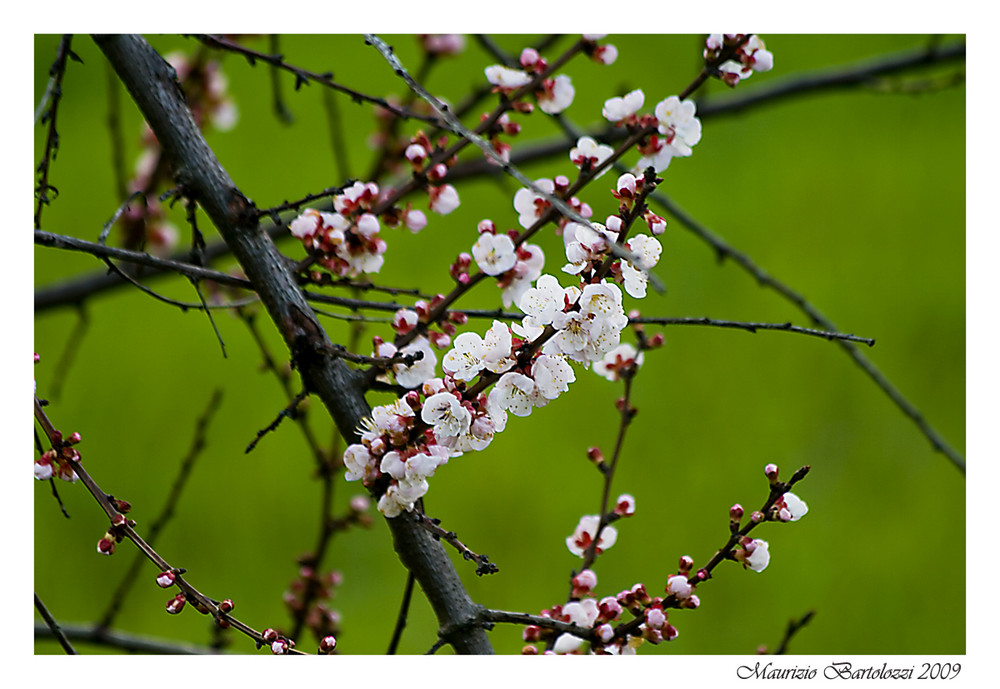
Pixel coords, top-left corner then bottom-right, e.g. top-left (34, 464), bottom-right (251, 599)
top-left (93, 33), bottom-right (493, 655)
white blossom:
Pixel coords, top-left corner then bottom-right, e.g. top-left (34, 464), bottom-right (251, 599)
top-left (513, 179), bottom-right (555, 229)
top-left (482, 320), bottom-right (516, 374)
top-left (393, 336), bottom-right (437, 388)
top-left (343, 444), bottom-right (373, 482)
top-left (531, 354), bottom-right (576, 400)
top-left (594, 344), bottom-right (644, 382)
top-left (485, 64), bottom-right (532, 89)
top-left (745, 539), bottom-right (770, 572)
top-left (654, 96), bottom-right (702, 157)
top-left (552, 599), bottom-right (599, 654)
top-left (566, 515), bottom-right (617, 557)
top-left (491, 372), bottom-right (536, 417)
top-left (442, 331), bottom-right (486, 382)
top-left (472, 232), bottom-right (517, 276)
top-left (538, 74), bottom-right (575, 114)
top-left (602, 89), bottom-right (644, 123)
top-left (421, 392), bottom-right (472, 438)
top-left (569, 136), bottom-right (613, 179)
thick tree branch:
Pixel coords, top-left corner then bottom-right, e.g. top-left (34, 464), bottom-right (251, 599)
top-left (93, 33), bottom-right (492, 654)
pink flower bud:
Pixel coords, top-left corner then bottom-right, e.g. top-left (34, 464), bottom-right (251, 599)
top-left (156, 571), bottom-right (175, 588)
top-left (427, 163), bottom-right (448, 182)
top-left (521, 645), bottom-right (539, 655)
top-left (404, 209), bottom-right (427, 233)
top-left (166, 594), bottom-right (186, 614)
top-left (664, 624), bottom-right (679, 641)
top-left (262, 628), bottom-right (278, 643)
top-left (350, 495), bottom-right (370, 512)
top-left (678, 555), bottom-right (694, 572)
top-left (319, 635), bottom-right (338, 654)
top-left (587, 446), bottom-right (605, 465)
top-left (614, 494), bottom-right (636, 517)
top-left (405, 143), bottom-right (427, 165)
top-left (572, 569), bottom-right (598, 596)
top-left (764, 463), bottom-right (779, 482)
top-left (683, 595), bottom-right (700, 609)
top-left (271, 639), bottom-right (289, 655)
top-left (645, 605), bottom-right (667, 629)
top-left (97, 536), bottom-right (116, 556)
top-left (522, 625), bottom-right (541, 642)
top-left (34, 456), bottom-right (54, 481)
top-left (219, 599), bottom-right (234, 613)
top-left (598, 596), bottom-right (622, 622)
top-left (596, 623), bottom-right (614, 643)
top-left (730, 504), bottom-right (744, 522)
top-left (67, 432), bottom-right (82, 444)
top-left (519, 48), bottom-right (541, 69)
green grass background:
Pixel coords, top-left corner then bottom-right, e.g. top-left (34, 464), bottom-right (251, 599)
top-left (33, 34), bottom-right (965, 655)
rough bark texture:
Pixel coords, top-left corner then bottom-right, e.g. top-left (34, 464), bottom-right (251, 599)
top-left (94, 33), bottom-right (493, 655)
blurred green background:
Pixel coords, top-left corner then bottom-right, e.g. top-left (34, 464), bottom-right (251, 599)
top-left (34, 34), bottom-right (965, 655)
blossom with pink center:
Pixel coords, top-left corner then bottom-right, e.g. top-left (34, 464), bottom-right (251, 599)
top-left (553, 598), bottom-right (599, 654)
top-left (537, 75), bottom-right (575, 114)
top-left (614, 493), bottom-right (636, 517)
top-left (472, 232), bottom-right (517, 276)
top-left (776, 492), bottom-right (809, 522)
top-left (501, 242), bottom-right (545, 308)
top-left (594, 344), bottom-right (644, 382)
top-left (602, 89), bottom-right (645, 123)
top-left (569, 136), bottom-right (613, 179)
top-left (566, 515), bottom-right (617, 557)
top-left (428, 184), bottom-right (460, 215)
top-left (654, 96), bottom-right (702, 157)
top-left (513, 179), bottom-right (555, 229)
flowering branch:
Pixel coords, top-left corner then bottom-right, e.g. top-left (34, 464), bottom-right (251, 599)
top-left (98, 389), bottom-right (223, 629)
top-left (95, 33), bottom-right (493, 654)
top-left (34, 395), bottom-right (308, 654)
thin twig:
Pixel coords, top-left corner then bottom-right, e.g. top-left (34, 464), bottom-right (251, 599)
top-left (98, 389), bottom-right (223, 629)
top-left (35, 395), bottom-right (304, 653)
top-left (34, 622), bottom-right (224, 655)
top-left (387, 572), bottom-right (416, 654)
top-left (193, 34), bottom-right (445, 126)
top-left (35, 35), bottom-right (79, 229)
top-left (34, 593), bottom-right (77, 655)
top-left (245, 389), bottom-right (310, 454)
top-left (773, 610), bottom-right (815, 654)
top-left (410, 511), bottom-right (499, 576)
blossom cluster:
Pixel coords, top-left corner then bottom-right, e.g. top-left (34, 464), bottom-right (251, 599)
top-left (704, 34), bottom-right (774, 87)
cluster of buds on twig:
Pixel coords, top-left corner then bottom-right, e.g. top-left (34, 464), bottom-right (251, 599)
top-left (284, 564), bottom-right (344, 642)
top-left (34, 420), bottom-right (83, 483)
top-left (703, 34), bottom-right (774, 87)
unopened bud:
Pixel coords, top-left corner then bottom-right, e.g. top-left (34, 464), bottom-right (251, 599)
top-left (261, 628), bottom-right (279, 643)
top-left (156, 571), bottom-right (176, 588)
top-left (319, 635), bottom-right (338, 654)
top-left (764, 463), bottom-right (779, 483)
top-left (521, 645), bottom-right (539, 655)
top-left (97, 535), bottom-right (116, 556)
top-left (678, 555), bottom-right (694, 572)
top-left (219, 599), bottom-right (234, 613)
top-left (166, 594), bottom-right (186, 614)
